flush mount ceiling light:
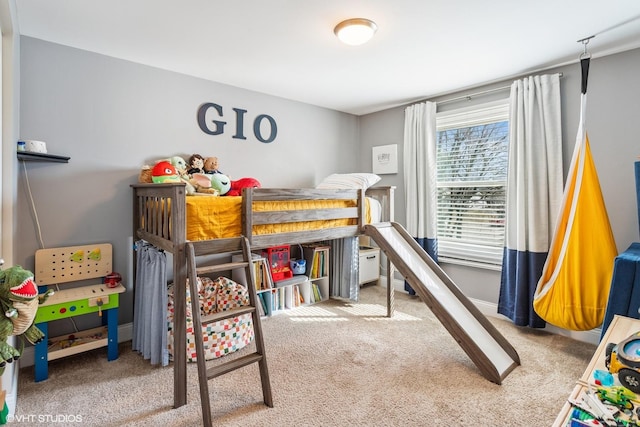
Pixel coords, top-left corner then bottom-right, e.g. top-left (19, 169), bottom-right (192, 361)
top-left (334, 18), bottom-right (377, 46)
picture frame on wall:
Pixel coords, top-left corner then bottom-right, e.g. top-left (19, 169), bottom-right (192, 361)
top-left (372, 144), bottom-right (398, 175)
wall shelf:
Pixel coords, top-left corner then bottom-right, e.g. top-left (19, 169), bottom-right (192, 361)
top-left (17, 152), bottom-right (70, 163)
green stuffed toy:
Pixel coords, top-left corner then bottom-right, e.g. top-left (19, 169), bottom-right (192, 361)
top-left (209, 173), bottom-right (232, 195)
top-left (0, 265), bottom-right (53, 372)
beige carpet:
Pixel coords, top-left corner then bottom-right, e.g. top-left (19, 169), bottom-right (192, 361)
top-left (14, 285), bottom-right (596, 426)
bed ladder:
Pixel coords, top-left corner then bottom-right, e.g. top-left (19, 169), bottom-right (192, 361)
top-left (185, 237), bottom-right (273, 427)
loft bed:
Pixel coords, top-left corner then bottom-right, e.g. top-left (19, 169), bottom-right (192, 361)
top-left (131, 182), bottom-right (395, 408)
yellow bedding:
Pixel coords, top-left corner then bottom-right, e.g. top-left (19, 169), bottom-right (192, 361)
top-left (185, 196), bottom-right (373, 241)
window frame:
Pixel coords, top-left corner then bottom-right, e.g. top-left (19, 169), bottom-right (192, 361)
top-left (435, 99), bottom-right (510, 271)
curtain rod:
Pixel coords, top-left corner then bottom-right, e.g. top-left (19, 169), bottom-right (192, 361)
top-left (436, 72), bottom-right (563, 106)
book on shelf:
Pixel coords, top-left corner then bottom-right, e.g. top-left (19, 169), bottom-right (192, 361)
top-left (295, 285), bottom-right (304, 305)
top-left (231, 254), bottom-right (273, 291)
top-left (257, 258), bottom-right (274, 290)
top-left (262, 291), bottom-right (274, 316)
top-left (290, 285), bottom-right (305, 308)
top-left (257, 293), bottom-right (267, 316)
top-left (302, 244), bottom-right (330, 279)
top-left (312, 283), bottom-right (323, 302)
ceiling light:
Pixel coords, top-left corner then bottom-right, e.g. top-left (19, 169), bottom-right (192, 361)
top-left (334, 18), bottom-right (377, 46)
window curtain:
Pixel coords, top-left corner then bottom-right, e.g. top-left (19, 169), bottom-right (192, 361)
top-left (497, 74), bottom-right (563, 328)
top-left (132, 240), bottom-right (170, 366)
top-left (403, 101), bottom-right (438, 295)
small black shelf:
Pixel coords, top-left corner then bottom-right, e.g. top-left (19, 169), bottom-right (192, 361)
top-left (17, 152), bottom-right (70, 163)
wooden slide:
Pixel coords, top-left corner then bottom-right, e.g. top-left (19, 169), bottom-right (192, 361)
top-left (364, 222), bottom-right (520, 384)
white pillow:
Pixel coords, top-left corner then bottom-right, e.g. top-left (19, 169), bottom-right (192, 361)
top-left (316, 173), bottom-right (381, 190)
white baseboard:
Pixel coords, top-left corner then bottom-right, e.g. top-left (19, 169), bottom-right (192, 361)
top-left (4, 359), bottom-right (18, 417)
top-left (18, 323), bottom-right (133, 369)
top-left (381, 277), bottom-right (601, 346)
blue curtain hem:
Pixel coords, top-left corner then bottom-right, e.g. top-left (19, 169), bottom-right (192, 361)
top-left (498, 247), bottom-right (547, 328)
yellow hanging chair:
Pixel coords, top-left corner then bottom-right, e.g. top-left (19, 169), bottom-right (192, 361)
top-left (533, 56), bottom-right (618, 331)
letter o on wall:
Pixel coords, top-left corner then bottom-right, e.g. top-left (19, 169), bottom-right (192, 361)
top-left (254, 114), bottom-right (277, 143)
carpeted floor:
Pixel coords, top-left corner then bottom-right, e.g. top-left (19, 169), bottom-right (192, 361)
top-left (14, 285), bottom-right (596, 426)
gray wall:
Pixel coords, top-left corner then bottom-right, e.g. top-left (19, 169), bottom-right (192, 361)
top-left (17, 37), bottom-right (360, 331)
top-left (360, 47), bottom-right (640, 303)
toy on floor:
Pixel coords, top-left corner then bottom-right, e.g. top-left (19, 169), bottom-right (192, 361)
top-left (605, 331), bottom-right (640, 394)
top-left (0, 265), bottom-right (53, 373)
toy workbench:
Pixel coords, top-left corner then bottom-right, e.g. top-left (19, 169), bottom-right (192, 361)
top-left (33, 243), bottom-right (125, 382)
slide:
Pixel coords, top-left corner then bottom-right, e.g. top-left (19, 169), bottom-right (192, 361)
top-left (364, 222), bottom-right (520, 384)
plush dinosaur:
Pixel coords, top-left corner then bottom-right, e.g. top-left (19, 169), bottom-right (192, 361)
top-left (0, 265), bottom-right (53, 372)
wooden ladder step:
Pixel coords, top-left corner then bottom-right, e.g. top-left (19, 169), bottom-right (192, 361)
top-left (206, 353), bottom-right (264, 380)
top-left (199, 306), bottom-right (256, 324)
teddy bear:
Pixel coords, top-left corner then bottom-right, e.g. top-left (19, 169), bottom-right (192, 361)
top-left (203, 157), bottom-right (224, 175)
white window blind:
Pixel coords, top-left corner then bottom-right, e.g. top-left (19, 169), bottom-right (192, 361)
top-left (436, 100), bottom-right (509, 269)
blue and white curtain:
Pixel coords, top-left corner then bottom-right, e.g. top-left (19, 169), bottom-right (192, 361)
top-left (497, 74), bottom-right (563, 328)
top-left (132, 240), bottom-right (170, 366)
top-left (403, 101), bottom-right (438, 295)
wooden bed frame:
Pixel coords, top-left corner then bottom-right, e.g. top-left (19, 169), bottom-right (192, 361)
top-left (131, 182), bottom-right (395, 408)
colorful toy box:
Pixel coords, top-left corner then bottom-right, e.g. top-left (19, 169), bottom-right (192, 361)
top-left (262, 245), bottom-right (293, 282)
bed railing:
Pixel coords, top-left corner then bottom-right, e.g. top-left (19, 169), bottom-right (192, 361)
top-left (241, 187), bottom-right (365, 248)
top-left (131, 183), bottom-right (187, 252)
top-left (132, 183), bottom-right (394, 250)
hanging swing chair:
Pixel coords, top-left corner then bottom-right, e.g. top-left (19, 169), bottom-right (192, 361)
top-left (533, 42), bottom-right (619, 331)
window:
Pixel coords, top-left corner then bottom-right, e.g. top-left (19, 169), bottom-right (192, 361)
top-left (436, 101), bottom-right (509, 269)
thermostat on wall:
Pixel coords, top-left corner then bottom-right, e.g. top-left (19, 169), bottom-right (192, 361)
top-left (19, 140), bottom-right (48, 153)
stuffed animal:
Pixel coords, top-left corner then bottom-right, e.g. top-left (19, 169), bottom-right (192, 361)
top-left (203, 157), bottom-right (223, 175)
top-left (209, 173), bottom-right (232, 195)
top-left (139, 165), bottom-right (153, 183)
top-left (0, 265), bottom-right (53, 373)
top-left (167, 156), bottom-right (188, 174)
top-left (151, 161), bottom-right (181, 183)
top-left (227, 177), bottom-right (262, 196)
top-left (148, 156), bottom-right (217, 196)
top-left (187, 154), bottom-right (205, 175)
